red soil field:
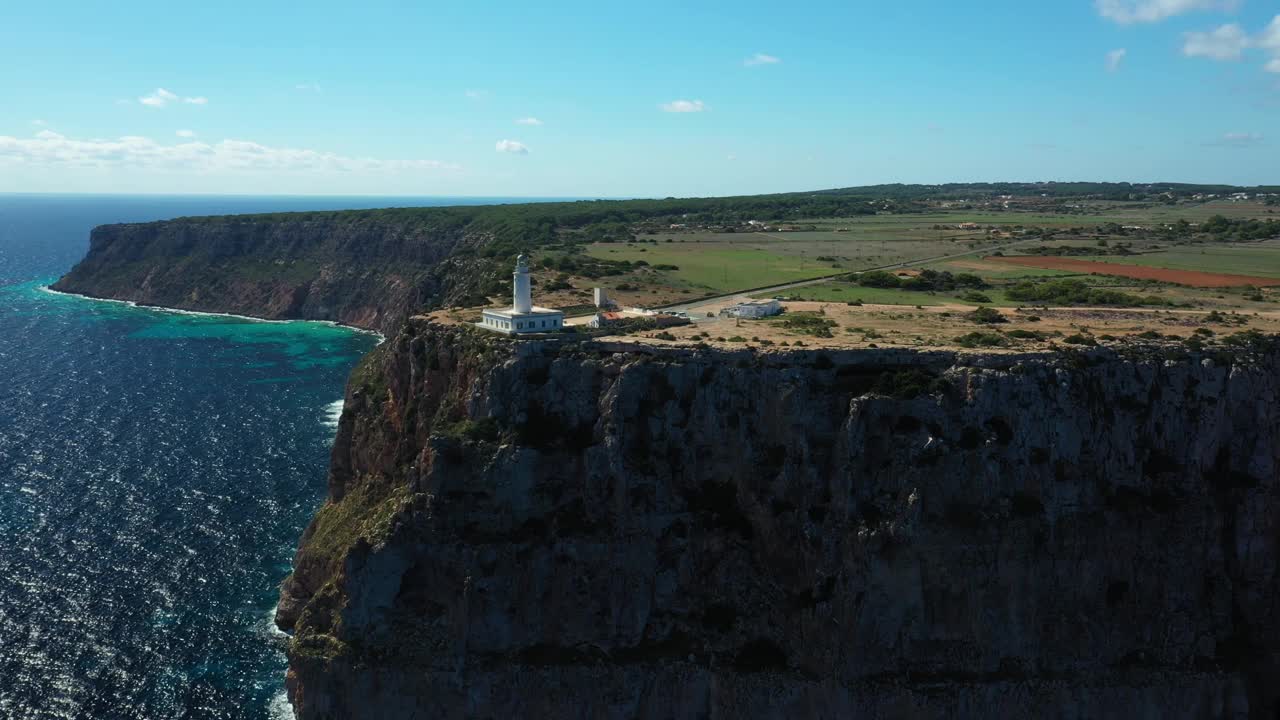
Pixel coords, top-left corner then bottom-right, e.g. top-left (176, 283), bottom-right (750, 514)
top-left (988, 256), bottom-right (1280, 288)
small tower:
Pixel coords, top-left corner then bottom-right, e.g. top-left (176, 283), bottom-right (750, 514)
top-left (513, 254), bottom-right (533, 313)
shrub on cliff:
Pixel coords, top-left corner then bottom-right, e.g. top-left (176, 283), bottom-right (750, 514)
top-left (441, 418), bottom-right (501, 442)
top-left (968, 307), bottom-right (1007, 324)
top-left (770, 312), bottom-right (837, 338)
top-left (873, 369), bottom-right (949, 398)
top-left (955, 331), bottom-right (1008, 348)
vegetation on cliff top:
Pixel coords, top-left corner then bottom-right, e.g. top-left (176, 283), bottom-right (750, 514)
top-left (150, 182), bottom-right (1280, 260)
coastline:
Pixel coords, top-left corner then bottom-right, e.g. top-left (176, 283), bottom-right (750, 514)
top-left (40, 284), bottom-right (387, 343)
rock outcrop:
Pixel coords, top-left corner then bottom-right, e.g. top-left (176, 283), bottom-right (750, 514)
top-left (52, 213), bottom-right (496, 334)
top-left (278, 320), bottom-right (1280, 719)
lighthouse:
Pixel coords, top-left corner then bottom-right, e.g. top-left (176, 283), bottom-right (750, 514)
top-left (512, 254), bottom-right (533, 313)
top-left (479, 255), bottom-right (566, 334)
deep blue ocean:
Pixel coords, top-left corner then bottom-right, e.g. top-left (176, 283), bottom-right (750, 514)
top-left (0, 194), bottom-right (542, 719)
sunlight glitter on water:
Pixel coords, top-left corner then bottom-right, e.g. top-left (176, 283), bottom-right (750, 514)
top-left (0, 277), bottom-right (376, 719)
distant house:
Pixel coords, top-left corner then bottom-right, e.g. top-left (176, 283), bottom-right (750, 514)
top-left (587, 311), bottom-right (626, 328)
top-left (725, 299), bottom-right (782, 319)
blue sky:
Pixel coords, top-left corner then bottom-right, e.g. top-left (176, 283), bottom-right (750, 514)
top-left (1, 0), bottom-right (1277, 197)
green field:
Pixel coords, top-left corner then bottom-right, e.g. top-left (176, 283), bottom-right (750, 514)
top-left (587, 244), bottom-right (838, 293)
top-left (921, 258), bottom-right (1080, 279)
top-left (1077, 245), bottom-right (1280, 279)
top-left (609, 226), bottom-right (1020, 291)
top-left (579, 198), bottom-right (1277, 311)
top-left (759, 284), bottom-right (947, 306)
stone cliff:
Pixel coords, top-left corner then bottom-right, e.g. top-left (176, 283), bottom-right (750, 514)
top-left (277, 320), bottom-right (1280, 719)
top-left (52, 213), bottom-right (497, 334)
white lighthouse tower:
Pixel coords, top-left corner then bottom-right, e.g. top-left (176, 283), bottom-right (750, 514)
top-left (512, 254), bottom-right (533, 313)
top-left (479, 254), bottom-right (565, 334)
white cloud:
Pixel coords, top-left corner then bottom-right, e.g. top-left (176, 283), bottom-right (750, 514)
top-left (1182, 24), bottom-right (1249, 60)
top-left (1259, 16), bottom-right (1280, 49)
top-left (515, 117), bottom-right (543, 125)
top-left (139, 88), bottom-right (208, 108)
top-left (1096, 0), bottom-right (1233, 24)
top-left (295, 81), bottom-right (322, 92)
top-left (660, 99), bottom-right (706, 113)
top-left (139, 88), bottom-right (177, 107)
top-left (1208, 131), bottom-right (1264, 147)
top-left (744, 53), bottom-right (780, 66)
top-left (1258, 16), bottom-right (1280, 71)
top-left (0, 130), bottom-right (459, 173)
top-left (495, 139), bottom-right (529, 154)
top-left (465, 89), bottom-right (489, 99)
top-left (176, 129), bottom-right (196, 138)
top-left (31, 119), bottom-right (46, 127)
top-left (1106, 48), bottom-right (1128, 72)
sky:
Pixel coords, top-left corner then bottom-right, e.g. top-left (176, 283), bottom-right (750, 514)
top-left (1, 0), bottom-right (1277, 197)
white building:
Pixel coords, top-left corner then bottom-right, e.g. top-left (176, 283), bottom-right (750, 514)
top-left (725, 299), bottom-right (782, 318)
top-left (479, 255), bottom-right (565, 334)
top-left (593, 287), bottom-right (613, 309)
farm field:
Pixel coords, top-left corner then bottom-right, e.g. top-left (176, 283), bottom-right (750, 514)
top-left (586, 232), bottom-right (1009, 293)
top-left (1074, 244), bottom-right (1280, 279)
top-left (922, 257), bottom-right (1080, 279)
top-left (586, 243), bottom-right (839, 294)
top-left (761, 284), bottom-right (948, 306)
top-left (633, 231), bottom-right (993, 260)
top-left (1116, 200), bottom-right (1278, 223)
top-left (516, 195), bottom-right (1280, 351)
top-left (990, 255), bottom-right (1280, 287)
top-left (796, 212), bottom-right (1110, 230)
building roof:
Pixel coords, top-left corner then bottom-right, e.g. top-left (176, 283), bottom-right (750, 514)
top-left (482, 306), bottom-right (565, 318)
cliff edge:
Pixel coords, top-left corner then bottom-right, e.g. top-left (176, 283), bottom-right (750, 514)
top-left (51, 213), bottom-right (496, 334)
top-left (278, 320), bottom-right (1280, 718)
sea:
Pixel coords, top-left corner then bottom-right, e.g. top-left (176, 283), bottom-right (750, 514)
top-left (0, 194), bottom-right (549, 719)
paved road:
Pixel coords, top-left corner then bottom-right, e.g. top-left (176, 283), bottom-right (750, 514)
top-left (655, 237), bottom-right (1041, 316)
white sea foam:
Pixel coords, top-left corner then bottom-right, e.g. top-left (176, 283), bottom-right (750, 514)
top-left (261, 603), bottom-right (290, 640)
top-left (268, 690), bottom-right (296, 720)
top-left (40, 286), bottom-right (385, 340)
top-left (322, 399), bottom-right (344, 432)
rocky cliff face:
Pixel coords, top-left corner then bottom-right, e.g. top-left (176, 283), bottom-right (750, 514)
top-left (278, 320), bottom-right (1280, 719)
top-left (52, 215), bottom-right (494, 334)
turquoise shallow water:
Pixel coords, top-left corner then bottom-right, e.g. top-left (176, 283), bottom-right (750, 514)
top-left (0, 194), bottom-right (537, 719)
top-left (0, 279), bottom-right (375, 719)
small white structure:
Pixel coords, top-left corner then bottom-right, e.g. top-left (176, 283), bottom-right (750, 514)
top-left (588, 311), bottom-right (625, 328)
top-left (593, 287), bottom-right (612, 309)
top-left (726, 299), bottom-right (782, 319)
top-left (479, 255), bottom-right (565, 334)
